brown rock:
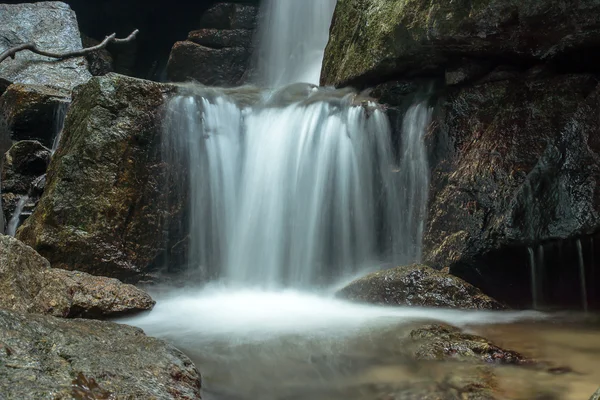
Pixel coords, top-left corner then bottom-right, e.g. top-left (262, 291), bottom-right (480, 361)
top-left (0, 234), bottom-right (155, 318)
top-left (337, 264), bottom-right (505, 309)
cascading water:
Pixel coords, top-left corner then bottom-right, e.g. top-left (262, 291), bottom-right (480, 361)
top-left (253, 0), bottom-right (337, 86)
top-left (6, 195), bottom-right (28, 237)
top-left (163, 85), bottom-right (404, 287)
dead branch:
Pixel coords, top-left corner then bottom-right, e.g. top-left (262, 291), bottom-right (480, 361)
top-left (0, 29), bottom-right (139, 64)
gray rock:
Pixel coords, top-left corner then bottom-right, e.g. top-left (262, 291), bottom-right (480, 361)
top-left (17, 74), bottom-right (182, 281)
top-left (0, 2), bottom-right (92, 91)
top-left (0, 235), bottom-right (155, 318)
top-left (423, 74), bottom-right (600, 305)
top-left (337, 264), bottom-right (505, 309)
top-left (591, 387), bottom-right (600, 400)
top-left (81, 34), bottom-right (114, 76)
top-left (0, 308), bottom-right (201, 399)
top-left (322, 0), bottom-right (600, 87)
top-left (199, 3), bottom-right (258, 30)
top-left (0, 83), bottom-right (70, 148)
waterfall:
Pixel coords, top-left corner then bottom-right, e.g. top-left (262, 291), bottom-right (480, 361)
top-left (576, 239), bottom-right (589, 312)
top-left (253, 0), bottom-right (337, 87)
top-left (51, 102), bottom-right (68, 153)
top-left (528, 247), bottom-right (538, 309)
top-left (6, 195), bottom-right (28, 237)
top-left (163, 86), bottom-right (407, 287)
top-left (396, 102), bottom-right (433, 263)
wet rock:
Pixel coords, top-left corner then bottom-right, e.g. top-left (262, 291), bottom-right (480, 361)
top-left (410, 324), bottom-right (530, 365)
top-left (199, 3), bottom-right (258, 30)
top-left (0, 83), bottom-right (70, 148)
top-left (0, 308), bottom-right (201, 399)
top-left (322, 0), bottom-right (600, 87)
top-left (167, 2), bottom-right (258, 86)
top-left (1, 140), bottom-right (51, 225)
top-left (0, 2), bottom-right (92, 91)
top-left (16, 73), bottom-right (180, 281)
top-left (0, 235), bottom-right (155, 318)
top-left (591, 387), bottom-right (600, 400)
top-left (81, 34), bottom-right (114, 76)
top-left (337, 264), bottom-right (505, 309)
top-left (424, 74), bottom-right (600, 305)
top-left (1, 141), bottom-right (51, 194)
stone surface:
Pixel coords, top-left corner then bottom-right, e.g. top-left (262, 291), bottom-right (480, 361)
top-left (0, 235), bottom-right (155, 318)
top-left (321, 0), bottom-right (600, 87)
top-left (0, 308), bottom-right (201, 399)
top-left (423, 73), bottom-right (600, 305)
top-left (0, 2), bottom-right (92, 91)
top-left (1, 140), bottom-right (51, 224)
top-left (199, 2), bottom-right (258, 30)
top-left (591, 387), bottom-right (600, 400)
top-left (81, 34), bottom-right (114, 76)
top-left (17, 73), bottom-right (180, 281)
top-left (166, 2), bottom-right (258, 86)
top-left (337, 264), bottom-right (505, 309)
top-left (0, 83), bottom-right (70, 148)
top-left (167, 41), bottom-right (251, 86)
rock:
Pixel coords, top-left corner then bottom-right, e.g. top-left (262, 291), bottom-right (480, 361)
top-left (17, 73), bottom-right (181, 281)
top-left (337, 264), bottom-right (505, 309)
top-left (424, 73), bottom-right (600, 306)
top-left (1, 140), bottom-right (51, 225)
top-left (410, 324), bottom-right (530, 365)
top-left (0, 83), bottom-right (70, 148)
top-left (591, 388), bottom-right (600, 400)
top-left (81, 34), bottom-right (114, 76)
top-left (1, 141), bottom-right (51, 194)
top-left (199, 3), bottom-right (258, 29)
top-left (0, 309), bottom-right (201, 399)
top-left (166, 2), bottom-right (258, 86)
top-left (0, 2), bottom-right (92, 91)
top-left (167, 41), bottom-right (251, 86)
top-left (321, 0), bottom-right (600, 87)
top-left (0, 235), bottom-right (155, 318)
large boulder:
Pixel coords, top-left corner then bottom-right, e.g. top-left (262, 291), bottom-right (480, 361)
top-left (0, 309), bottom-right (201, 399)
top-left (0, 235), bottom-right (155, 318)
top-left (0, 2), bottom-right (92, 91)
top-left (167, 2), bottom-right (258, 86)
top-left (424, 73), bottom-right (600, 306)
top-left (337, 264), bottom-right (505, 309)
top-left (17, 73), bottom-right (181, 281)
top-left (321, 0), bottom-right (600, 87)
top-left (0, 84), bottom-right (70, 149)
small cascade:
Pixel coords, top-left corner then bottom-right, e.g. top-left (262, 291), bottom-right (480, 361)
top-left (576, 239), bottom-right (589, 312)
top-left (7, 195), bottom-right (29, 236)
top-left (396, 102), bottom-right (433, 263)
top-left (51, 102), bottom-right (68, 153)
top-left (163, 85), bottom-right (412, 287)
top-left (528, 247), bottom-right (538, 309)
top-left (537, 244), bottom-right (545, 307)
top-left (253, 0), bottom-right (337, 86)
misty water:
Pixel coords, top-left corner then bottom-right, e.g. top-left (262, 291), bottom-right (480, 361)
top-left (124, 0), bottom-right (600, 399)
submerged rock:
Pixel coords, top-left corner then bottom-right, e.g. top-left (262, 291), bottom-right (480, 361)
top-left (322, 0), bottom-right (600, 87)
top-left (0, 309), bottom-right (201, 399)
top-left (0, 234), bottom-right (155, 318)
top-left (167, 2), bottom-right (258, 86)
top-left (0, 83), bottom-right (70, 148)
top-left (410, 324), bottom-right (530, 365)
top-left (0, 2), bottom-right (92, 91)
top-left (17, 73), bottom-right (179, 281)
top-left (337, 264), bottom-right (505, 309)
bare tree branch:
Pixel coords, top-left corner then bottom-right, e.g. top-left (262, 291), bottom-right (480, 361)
top-left (0, 30), bottom-right (139, 64)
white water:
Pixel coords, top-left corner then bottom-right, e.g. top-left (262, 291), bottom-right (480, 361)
top-left (163, 85), bottom-right (405, 287)
top-left (51, 102), bottom-right (68, 153)
top-left (6, 195), bottom-right (28, 237)
top-left (253, 0), bottom-right (337, 87)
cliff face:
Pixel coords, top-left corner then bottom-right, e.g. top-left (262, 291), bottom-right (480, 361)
top-left (322, 0), bottom-right (600, 308)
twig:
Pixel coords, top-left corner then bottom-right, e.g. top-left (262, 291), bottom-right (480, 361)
top-left (0, 29), bottom-right (139, 64)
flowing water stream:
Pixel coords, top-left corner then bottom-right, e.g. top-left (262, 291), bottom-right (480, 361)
top-left (126, 1), bottom-right (600, 398)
